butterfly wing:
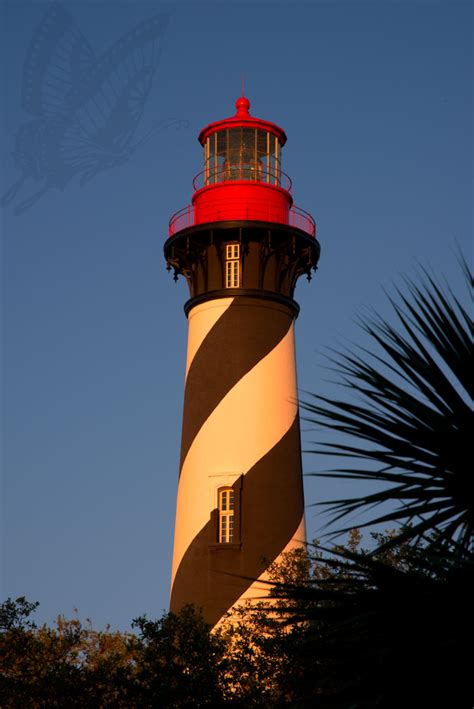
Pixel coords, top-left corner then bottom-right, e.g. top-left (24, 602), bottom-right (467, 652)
top-left (21, 1), bottom-right (95, 118)
top-left (5, 9), bottom-right (169, 212)
top-left (63, 13), bottom-right (169, 174)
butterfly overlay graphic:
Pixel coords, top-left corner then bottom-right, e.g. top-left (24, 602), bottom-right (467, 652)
top-left (2, 2), bottom-right (185, 215)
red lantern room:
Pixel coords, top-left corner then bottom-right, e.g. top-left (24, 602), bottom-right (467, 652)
top-left (169, 95), bottom-right (316, 238)
top-left (165, 95), bottom-right (320, 312)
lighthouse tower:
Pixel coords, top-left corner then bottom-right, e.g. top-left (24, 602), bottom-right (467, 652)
top-left (165, 95), bottom-right (320, 627)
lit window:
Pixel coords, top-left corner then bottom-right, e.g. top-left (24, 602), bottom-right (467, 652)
top-left (218, 488), bottom-right (235, 543)
top-left (225, 243), bottom-right (240, 288)
top-left (226, 244), bottom-right (240, 259)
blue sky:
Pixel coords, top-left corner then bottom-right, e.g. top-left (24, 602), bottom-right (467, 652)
top-left (1, 0), bottom-right (472, 630)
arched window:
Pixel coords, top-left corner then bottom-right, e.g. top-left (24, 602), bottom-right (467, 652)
top-left (218, 487), bottom-right (235, 543)
top-left (209, 477), bottom-right (242, 548)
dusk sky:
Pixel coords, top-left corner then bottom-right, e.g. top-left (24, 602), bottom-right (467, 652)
top-left (1, 0), bottom-right (472, 630)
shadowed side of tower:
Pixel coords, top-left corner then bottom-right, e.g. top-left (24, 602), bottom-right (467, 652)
top-left (165, 97), bottom-right (320, 627)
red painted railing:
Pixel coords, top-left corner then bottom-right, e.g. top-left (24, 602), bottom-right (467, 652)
top-left (169, 204), bottom-right (194, 235)
top-left (287, 205), bottom-right (317, 237)
top-left (168, 201), bottom-right (316, 238)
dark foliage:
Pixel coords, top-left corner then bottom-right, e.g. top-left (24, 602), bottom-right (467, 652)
top-left (275, 257), bottom-right (473, 706)
top-left (131, 605), bottom-right (227, 707)
top-left (274, 542), bottom-right (472, 706)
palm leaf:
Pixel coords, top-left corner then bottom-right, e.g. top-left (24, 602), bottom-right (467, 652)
top-left (303, 260), bottom-right (473, 551)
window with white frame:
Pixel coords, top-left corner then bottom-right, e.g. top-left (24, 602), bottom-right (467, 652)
top-left (225, 243), bottom-right (240, 288)
top-left (218, 487), bottom-right (235, 543)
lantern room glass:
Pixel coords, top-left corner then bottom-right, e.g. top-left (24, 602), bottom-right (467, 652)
top-left (204, 128), bottom-right (281, 187)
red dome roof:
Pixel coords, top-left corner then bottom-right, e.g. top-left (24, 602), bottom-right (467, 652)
top-left (198, 95), bottom-right (287, 146)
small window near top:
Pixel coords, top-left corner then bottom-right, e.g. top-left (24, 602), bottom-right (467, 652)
top-left (226, 244), bottom-right (239, 259)
top-left (225, 243), bottom-right (240, 288)
top-left (218, 488), bottom-right (235, 543)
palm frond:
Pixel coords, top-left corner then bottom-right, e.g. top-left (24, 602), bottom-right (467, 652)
top-left (304, 261), bottom-right (473, 551)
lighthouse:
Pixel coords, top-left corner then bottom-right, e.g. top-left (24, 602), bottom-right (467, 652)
top-left (165, 95), bottom-right (320, 627)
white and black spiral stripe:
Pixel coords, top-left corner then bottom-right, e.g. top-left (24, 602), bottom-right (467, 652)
top-left (170, 294), bottom-right (305, 627)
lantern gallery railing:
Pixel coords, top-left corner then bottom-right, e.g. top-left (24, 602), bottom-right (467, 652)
top-left (192, 165), bottom-right (293, 192)
top-left (169, 204), bottom-right (193, 235)
top-left (168, 201), bottom-right (316, 238)
top-left (288, 205), bottom-right (317, 237)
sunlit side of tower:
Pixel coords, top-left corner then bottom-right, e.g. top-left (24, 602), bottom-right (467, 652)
top-left (165, 96), bottom-right (320, 627)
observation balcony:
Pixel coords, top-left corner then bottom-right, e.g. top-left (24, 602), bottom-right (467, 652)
top-left (168, 163), bottom-right (316, 239)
